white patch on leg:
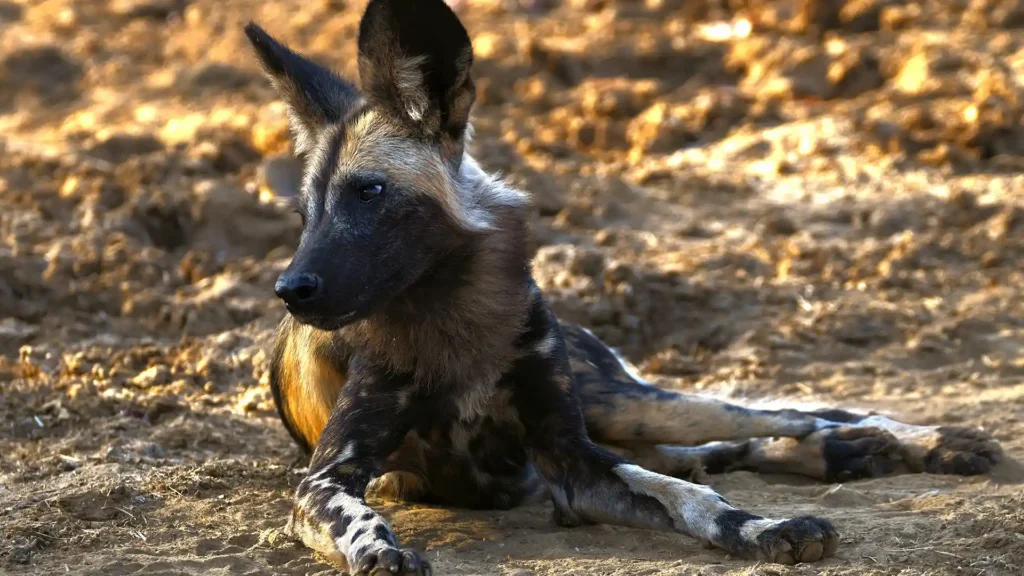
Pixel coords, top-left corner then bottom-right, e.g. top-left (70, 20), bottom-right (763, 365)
top-left (336, 441), bottom-right (356, 464)
top-left (534, 333), bottom-right (558, 357)
top-left (738, 517), bottom-right (780, 542)
top-left (307, 442), bottom-right (358, 484)
top-left (853, 415), bottom-right (942, 454)
top-left (325, 491), bottom-right (363, 512)
top-left (316, 491), bottom-right (393, 564)
top-left (307, 476), bottom-right (336, 492)
top-left (612, 463), bottom-right (729, 540)
top-left (856, 415), bottom-right (934, 436)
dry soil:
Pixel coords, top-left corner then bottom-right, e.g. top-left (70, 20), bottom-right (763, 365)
top-left (2, 0), bottom-right (1023, 575)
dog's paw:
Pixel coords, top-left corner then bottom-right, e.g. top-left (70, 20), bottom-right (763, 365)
top-left (819, 426), bottom-right (902, 482)
top-left (752, 516), bottom-right (840, 565)
top-left (350, 546), bottom-right (431, 575)
top-left (924, 426), bottom-right (1002, 475)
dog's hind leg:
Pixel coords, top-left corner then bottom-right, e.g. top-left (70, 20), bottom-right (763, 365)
top-left (624, 430), bottom-right (900, 482)
top-left (564, 324), bottom-right (1001, 481)
top-left (513, 308), bottom-right (839, 564)
top-left (564, 324), bottom-right (834, 446)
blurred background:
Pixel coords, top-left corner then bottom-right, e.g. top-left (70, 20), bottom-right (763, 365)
top-left (1, 0), bottom-right (1022, 574)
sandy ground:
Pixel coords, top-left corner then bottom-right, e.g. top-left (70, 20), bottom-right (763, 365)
top-left (2, 0), bottom-right (1024, 574)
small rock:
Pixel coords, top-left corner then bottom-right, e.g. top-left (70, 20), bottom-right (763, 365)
top-left (87, 133), bottom-right (164, 162)
top-left (508, 172), bottom-right (563, 217)
top-left (759, 212), bottom-right (799, 236)
top-left (110, 0), bottom-right (186, 20)
top-left (192, 180), bottom-right (256, 219)
top-left (603, 261), bottom-right (636, 286)
top-left (868, 206), bottom-right (913, 237)
top-left (980, 250), bottom-right (1003, 268)
top-left (568, 249), bottom-right (606, 278)
top-left (8, 545), bottom-right (33, 565)
top-left (819, 484), bottom-right (878, 507)
top-left (474, 77), bottom-right (506, 106)
top-left (524, 40), bottom-right (581, 85)
top-left (593, 228), bottom-right (618, 246)
top-left (106, 440), bottom-right (166, 462)
top-left (258, 154), bottom-right (303, 199)
top-left (588, 300), bottom-right (617, 325)
top-left (880, 4), bottom-right (920, 30)
top-left (251, 104), bottom-right (292, 155)
top-left (892, 48), bottom-right (964, 97)
top-left (793, 0), bottom-right (842, 36)
top-left (0, 318), bottom-right (38, 350)
top-left (146, 397), bottom-right (183, 424)
top-left (196, 136), bottom-right (261, 174)
top-left (568, 118), bottom-right (628, 151)
top-left (762, 51), bottom-right (832, 100)
top-left (553, 202), bottom-right (596, 228)
top-left (986, 206), bottom-right (1023, 241)
top-left (828, 49), bottom-right (884, 98)
top-left (627, 102), bottom-right (695, 155)
top-left (839, 0), bottom-right (894, 32)
top-left (236, 386), bottom-right (271, 414)
top-left (132, 364), bottom-right (171, 388)
top-left (578, 78), bottom-right (661, 119)
top-left (962, 0), bottom-right (1024, 30)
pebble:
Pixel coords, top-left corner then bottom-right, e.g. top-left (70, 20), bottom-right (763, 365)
top-left (568, 249), bottom-right (606, 278)
top-left (257, 154), bottom-right (303, 199)
top-left (131, 364), bottom-right (171, 388)
top-left (0, 318), bottom-right (38, 349)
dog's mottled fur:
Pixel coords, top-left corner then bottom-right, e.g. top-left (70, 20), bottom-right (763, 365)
top-left (245, 1), bottom-right (1003, 573)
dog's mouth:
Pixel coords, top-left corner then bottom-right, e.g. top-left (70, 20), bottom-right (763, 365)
top-left (288, 309), bottom-right (360, 331)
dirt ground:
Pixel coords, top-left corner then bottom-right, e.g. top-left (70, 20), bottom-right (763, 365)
top-left (2, 0), bottom-right (1023, 574)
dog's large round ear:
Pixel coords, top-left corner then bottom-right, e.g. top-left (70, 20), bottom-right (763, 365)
top-left (244, 22), bottom-right (361, 155)
top-left (357, 0), bottom-right (475, 143)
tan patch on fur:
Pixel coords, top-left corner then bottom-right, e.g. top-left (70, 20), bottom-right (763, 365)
top-left (745, 435), bottom-right (829, 479)
top-left (291, 514), bottom-right (344, 566)
top-left (276, 318), bottom-right (347, 450)
top-left (336, 112), bottom-right (525, 233)
top-left (583, 393), bottom-right (820, 447)
top-left (366, 471), bottom-right (429, 502)
top-left (341, 111), bottom-right (468, 222)
top-left (583, 395), bottom-right (740, 446)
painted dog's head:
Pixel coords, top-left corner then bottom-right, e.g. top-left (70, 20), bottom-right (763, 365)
top-left (245, 0), bottom-right (526, 330)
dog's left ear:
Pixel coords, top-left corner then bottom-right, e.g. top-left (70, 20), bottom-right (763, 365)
top-left (357, 0), bottom-right (475, 150)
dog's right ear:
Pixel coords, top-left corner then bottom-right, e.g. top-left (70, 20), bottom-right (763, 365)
top-left (244, 22), bottom-right (360, 155)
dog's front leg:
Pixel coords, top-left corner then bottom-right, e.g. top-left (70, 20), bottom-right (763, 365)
top-left (288, 364), bottom-right (430, 575)
top-left (511, 321), bottom-right (839, 564)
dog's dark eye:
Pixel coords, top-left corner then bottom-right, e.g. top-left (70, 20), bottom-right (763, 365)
top-left (358, 183), bottom-right (384, 202)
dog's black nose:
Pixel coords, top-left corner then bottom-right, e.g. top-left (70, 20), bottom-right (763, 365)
top-left (275, 273), bottom-right (323, 307)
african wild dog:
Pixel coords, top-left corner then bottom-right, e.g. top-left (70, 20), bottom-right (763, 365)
top-left (244, 0), bottom-right (1003, 573)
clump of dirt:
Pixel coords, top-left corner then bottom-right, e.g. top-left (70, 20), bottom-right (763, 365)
top-left (2, 1), bottom-right (1023, 575)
